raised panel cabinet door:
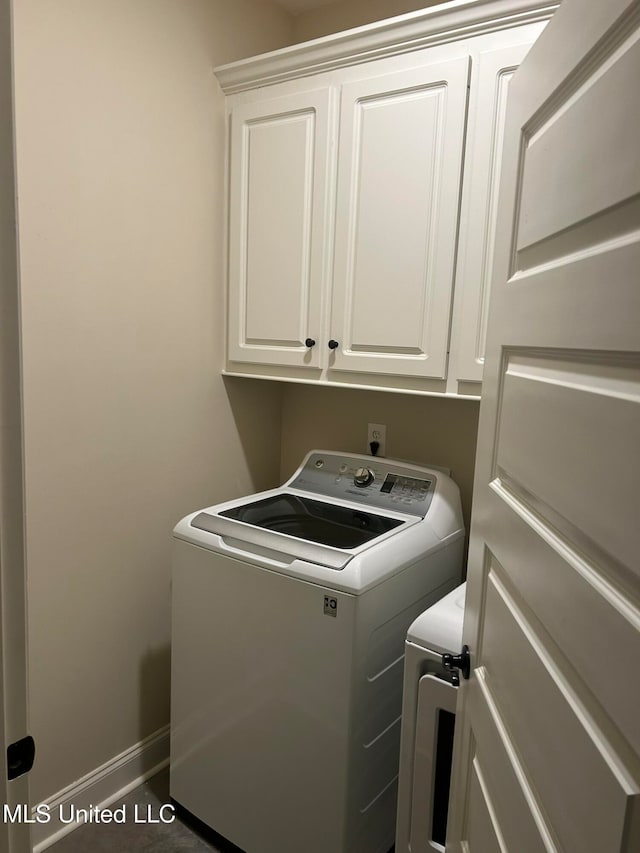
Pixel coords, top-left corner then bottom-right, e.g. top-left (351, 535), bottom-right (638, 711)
top-left (453, 37), bottom-right (541, 384)
top-left (227, 88), bottom-right (331, 369)
top-left (447, 0), bottom-right (640, 850)
top-left (329, 56), bottom-right (470, 379)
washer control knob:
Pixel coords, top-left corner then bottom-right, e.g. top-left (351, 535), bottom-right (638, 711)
top-left (354, 467), bottom-right (374, 487)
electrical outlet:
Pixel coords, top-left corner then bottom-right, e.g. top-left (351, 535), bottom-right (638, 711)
top-left (367, 423), bottom-right (386, 457)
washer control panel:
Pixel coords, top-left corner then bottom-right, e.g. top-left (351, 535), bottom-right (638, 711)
top-left (288, 451), bottom-right (437, 517)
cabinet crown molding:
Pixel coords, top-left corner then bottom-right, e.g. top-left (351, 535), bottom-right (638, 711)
top-left (214, 0), bottom-right (558, 94)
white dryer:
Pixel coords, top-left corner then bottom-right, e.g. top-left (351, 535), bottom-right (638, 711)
top-left (170, 450), bottom-right (464, 853)
top-left (395, 582), bottom-right (467, 853)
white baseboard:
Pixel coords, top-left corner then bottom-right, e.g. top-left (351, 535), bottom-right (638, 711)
top-left (31, 725), bottom-right (170, 852)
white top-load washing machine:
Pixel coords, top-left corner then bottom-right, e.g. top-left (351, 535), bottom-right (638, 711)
top-left (170, 450), bottom-right (464, 853)
top-left (395, 583), bottom-right (467, 853)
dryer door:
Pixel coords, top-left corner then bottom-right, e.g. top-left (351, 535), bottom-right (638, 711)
top-left (411, 675), bottom-right (458, 852)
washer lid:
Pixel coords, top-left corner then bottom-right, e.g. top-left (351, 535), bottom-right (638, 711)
top-left (218, 493), bottom-right (403, 549)
top-left (188, 495), bottom-right (416, 571)
top-left (407, 583), bottom-right (466, 655)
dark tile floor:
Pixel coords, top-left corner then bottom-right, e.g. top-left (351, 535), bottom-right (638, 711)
top-left (49, 768), bottom-right (396, 852)
top-left (49, 768), bottom-right (241, 853)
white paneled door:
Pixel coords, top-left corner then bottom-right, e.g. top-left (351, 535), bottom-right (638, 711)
top-left (448, 0), bottom-right (640, 851)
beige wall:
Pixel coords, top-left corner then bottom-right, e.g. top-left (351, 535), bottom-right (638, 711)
top-left (13, 0), bottom-right (292, 804)
top-left (12, 0), bottom-right (480, 809)
top-left (280, 385), bottom-right (480, 539)
top-left (292, 0), bottom-right (443, 42)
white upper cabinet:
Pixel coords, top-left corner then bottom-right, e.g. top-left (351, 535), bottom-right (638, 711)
top-left (227, 89), bottom-right (331, 369)
top-left (448, 40), bottom-right (538, 383)
top-left (330, 57), bottom-right (469, 380)
top-left (218, 1), bottom-right (557, 397)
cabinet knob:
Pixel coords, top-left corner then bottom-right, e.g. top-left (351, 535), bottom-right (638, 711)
top-left (304, 338), bottom-right (316, 348)
top-left (328, 339), bottom-right (339, 350)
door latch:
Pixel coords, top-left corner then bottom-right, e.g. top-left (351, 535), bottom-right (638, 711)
top-left (442, 645), bottom-right (471, 686)
top-left (7, 735), bottom-right (35, 780)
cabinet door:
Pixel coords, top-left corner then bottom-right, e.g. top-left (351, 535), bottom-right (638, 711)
top-left (329, 57), bottom-right (469, 379)
top-left (453, 40), bottom-right (539, 383)
top-left (227, 89), bottom-right (331, 369)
